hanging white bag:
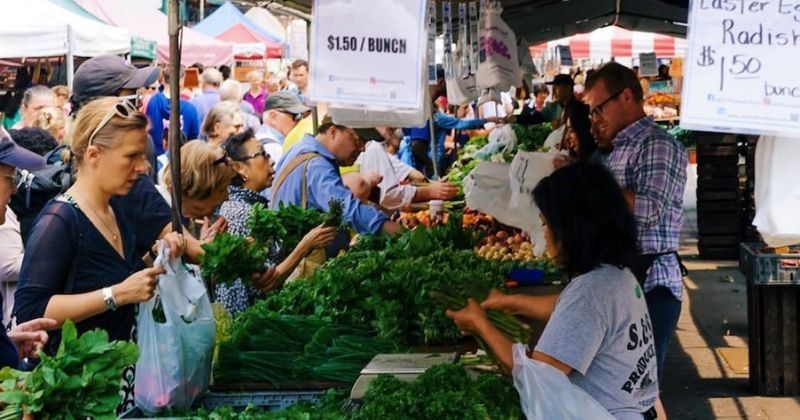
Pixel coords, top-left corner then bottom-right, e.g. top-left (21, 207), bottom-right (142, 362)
top-left (752, 135), bottom-right (800, 247)
top-left (135, 245), bottom-right (216, 415)
top-left (511, 344), bottom-right (615, 420)
top-left (476, 1), bottom-right (521, 92)
top-left (446, 44), bottom-right (479, 106)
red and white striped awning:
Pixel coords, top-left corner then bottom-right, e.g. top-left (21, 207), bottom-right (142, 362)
top-left (529, 26), bottom-right (686, 63)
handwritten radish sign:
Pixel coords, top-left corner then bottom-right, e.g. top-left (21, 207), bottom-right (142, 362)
top-left (681, 0), bottom-right (800, 137)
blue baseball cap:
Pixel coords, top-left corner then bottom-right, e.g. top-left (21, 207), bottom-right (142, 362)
top-left (0, 128), bottom-right (46, 171)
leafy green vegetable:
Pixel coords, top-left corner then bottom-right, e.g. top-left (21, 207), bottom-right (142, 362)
top-left (263, 216), bottom-right (520, 346)
top-left (247, 202), bottom-right (288, 248)
top-left (353, 364), bottom-right (520, 420)
top-left (513, 123), bottom-right (552, 152)
top-left (668, 126), bottom-right (697, 148)
top-left (248, 203), bottom-right (324, 254)
top-left (200, 233), bottom-right (267, 285)
top-left (323, 198), bottom-right (344, 228)
top-left (156, 389), bottom-right (349, 419)
top-left (214, 313), bottom-right (399, 386)
top-left (0, 320), bottom-right (139, 419)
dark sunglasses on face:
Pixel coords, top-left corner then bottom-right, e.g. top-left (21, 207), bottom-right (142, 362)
top-left (590, 88), bottom-right (625, 118)
top-left (278, 110), bottom-right (302, 122)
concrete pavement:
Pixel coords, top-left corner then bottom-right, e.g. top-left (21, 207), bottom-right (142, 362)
top-left (660, 229), bottom-right (800, 418)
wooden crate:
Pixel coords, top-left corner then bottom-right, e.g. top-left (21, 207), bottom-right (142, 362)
top-left (747, 281), bottom-right (800, 395)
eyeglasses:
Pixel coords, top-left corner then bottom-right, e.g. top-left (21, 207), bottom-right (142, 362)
top-left (88, 101), bottom-right (138, 146)
top-left (0, 169), bottom-right (24, 189)
top-left (236, 149), bottom-right (269, 162)
top-left (589, 88), bottom-right (625, 118)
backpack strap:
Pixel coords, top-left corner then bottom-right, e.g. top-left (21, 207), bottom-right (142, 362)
top-left (270, 153), bottom-right (321, 208)
top-left (53, 196), bottom-right (82, 294)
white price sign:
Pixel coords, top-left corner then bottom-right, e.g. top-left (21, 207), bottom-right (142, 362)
top-left (309, 0), bottom-right (428, 108)
top-left (681, 0), bottom-right (800, 136)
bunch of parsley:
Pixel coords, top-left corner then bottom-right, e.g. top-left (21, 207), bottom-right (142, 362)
top-left (0, 320), bottom-right (139, 419)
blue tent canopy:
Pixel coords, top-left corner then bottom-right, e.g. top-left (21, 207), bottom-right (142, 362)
top-left (194, 2), bottom-right (284, 44)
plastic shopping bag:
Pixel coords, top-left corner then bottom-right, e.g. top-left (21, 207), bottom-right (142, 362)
top-left (474, 124), bottom-right (517, 160)
top-left (752, 135), bottom-right (800, 247)
top-left (476, 1), bottom-right (521, 92)
top-left (512, 344), bottom-right (614, 420)
top-left (446, 43), bottom-right (479, 106)
top-left (135, 246), bottom-right (216, 415)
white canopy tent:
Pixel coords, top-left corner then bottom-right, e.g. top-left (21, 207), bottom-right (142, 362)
top-left (0, 0), bottom-right (133, 87)
top-left (1, 0), bottom-right (132, 57)
top-left (0, 9), bottom-right (69, 59)
top-left (244, 7), bottom-right (288, 42)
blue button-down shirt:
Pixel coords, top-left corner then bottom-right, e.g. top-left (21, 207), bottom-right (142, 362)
top-left (272, 134), bottom-right (388, 234)
top-left (190, 89), bottom-right (221, 129)
top-left (605, 117), bottom-right (688, 300)
top-left (404, 112), bottom-right (487, 171)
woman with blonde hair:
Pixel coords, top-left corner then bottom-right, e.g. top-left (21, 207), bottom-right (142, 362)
top-left (14, 96), bottom-right (188, 411)
top-left (160, 140), bottom-right (278, 296)
top-left (33, 106), bottom-right (67, 144)
top-left (201, 101), bottom-right (244, 147)
top-left (15, 96), bottom-right (187, 337)
top-left (161, 139), bottom-right (236, 222)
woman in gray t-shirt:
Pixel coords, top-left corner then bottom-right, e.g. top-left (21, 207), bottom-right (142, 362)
top-left (447, 161), bottom-right (659, 419)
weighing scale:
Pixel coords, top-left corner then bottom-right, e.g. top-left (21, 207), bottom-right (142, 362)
top-left (349, 353), bottom-right (458, 400)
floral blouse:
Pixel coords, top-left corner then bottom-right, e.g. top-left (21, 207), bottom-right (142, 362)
top-left (215, 185), bottom-right (276, 316)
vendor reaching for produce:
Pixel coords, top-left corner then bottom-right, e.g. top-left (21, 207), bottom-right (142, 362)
top-left (404, 68), bottom-right (503, 177)
top-left (271, 116), bottom-right (401, 236)
top-left (516, 74), bottom-right (580, 130)
top-left (215, 129), bottom-right (336, 315)
top-left (357, 126), bottom-right (458, 210)
top-left (446, 162), bottom-right (659, 420)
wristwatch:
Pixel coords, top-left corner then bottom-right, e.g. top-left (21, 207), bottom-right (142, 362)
top-left (102, 287), bottom-right (118, 311)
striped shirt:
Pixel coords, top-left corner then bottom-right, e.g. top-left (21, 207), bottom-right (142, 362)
top-left (605, 117), bottom-right (688, 300)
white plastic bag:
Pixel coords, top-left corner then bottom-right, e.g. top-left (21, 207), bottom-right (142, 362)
top-left (135, 246), bottom-right (216, 414)
top-left (752, 135), bottom-right (800, 247)
top-left (475, 124), bottom-right (517, 159)
top-left (446, 42), bottom-right (479, 106)
top-left (508, 151), bottom-right (556, 257)
top-left (542, 125), bottom-right (566, 151)
top-left (512, 344), bottom-right (615, 420)
top-left (476, 1), bottom-right (521, 92)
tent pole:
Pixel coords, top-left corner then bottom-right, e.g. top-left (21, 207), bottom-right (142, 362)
top-left (168, 0), bottom-right (183, 232)
top-left (200, 0), bottom-right (205, 21)
top-left (66, 26), bottom-right (75, 90)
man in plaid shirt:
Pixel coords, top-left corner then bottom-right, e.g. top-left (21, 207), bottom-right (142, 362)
top-left (584, 62), bottom-right (688, 417)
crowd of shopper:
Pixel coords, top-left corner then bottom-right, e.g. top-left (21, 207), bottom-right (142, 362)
top-left (0, 52), bottom-right (687, 420)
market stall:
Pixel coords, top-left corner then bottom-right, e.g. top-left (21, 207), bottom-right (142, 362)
top-left (0, 0), bottom-right (134, 91)
top-left (193, 1), bottom-right (284, 60)
top-left (75, 0), bottom-right (234, 66)
top-left (49, 0), bottom-right (159, 62)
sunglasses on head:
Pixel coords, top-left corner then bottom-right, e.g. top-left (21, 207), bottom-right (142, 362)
top-left (212, 149), bottom-right (229, 166)
top-left (88, 100), bottom-right (139, 146)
